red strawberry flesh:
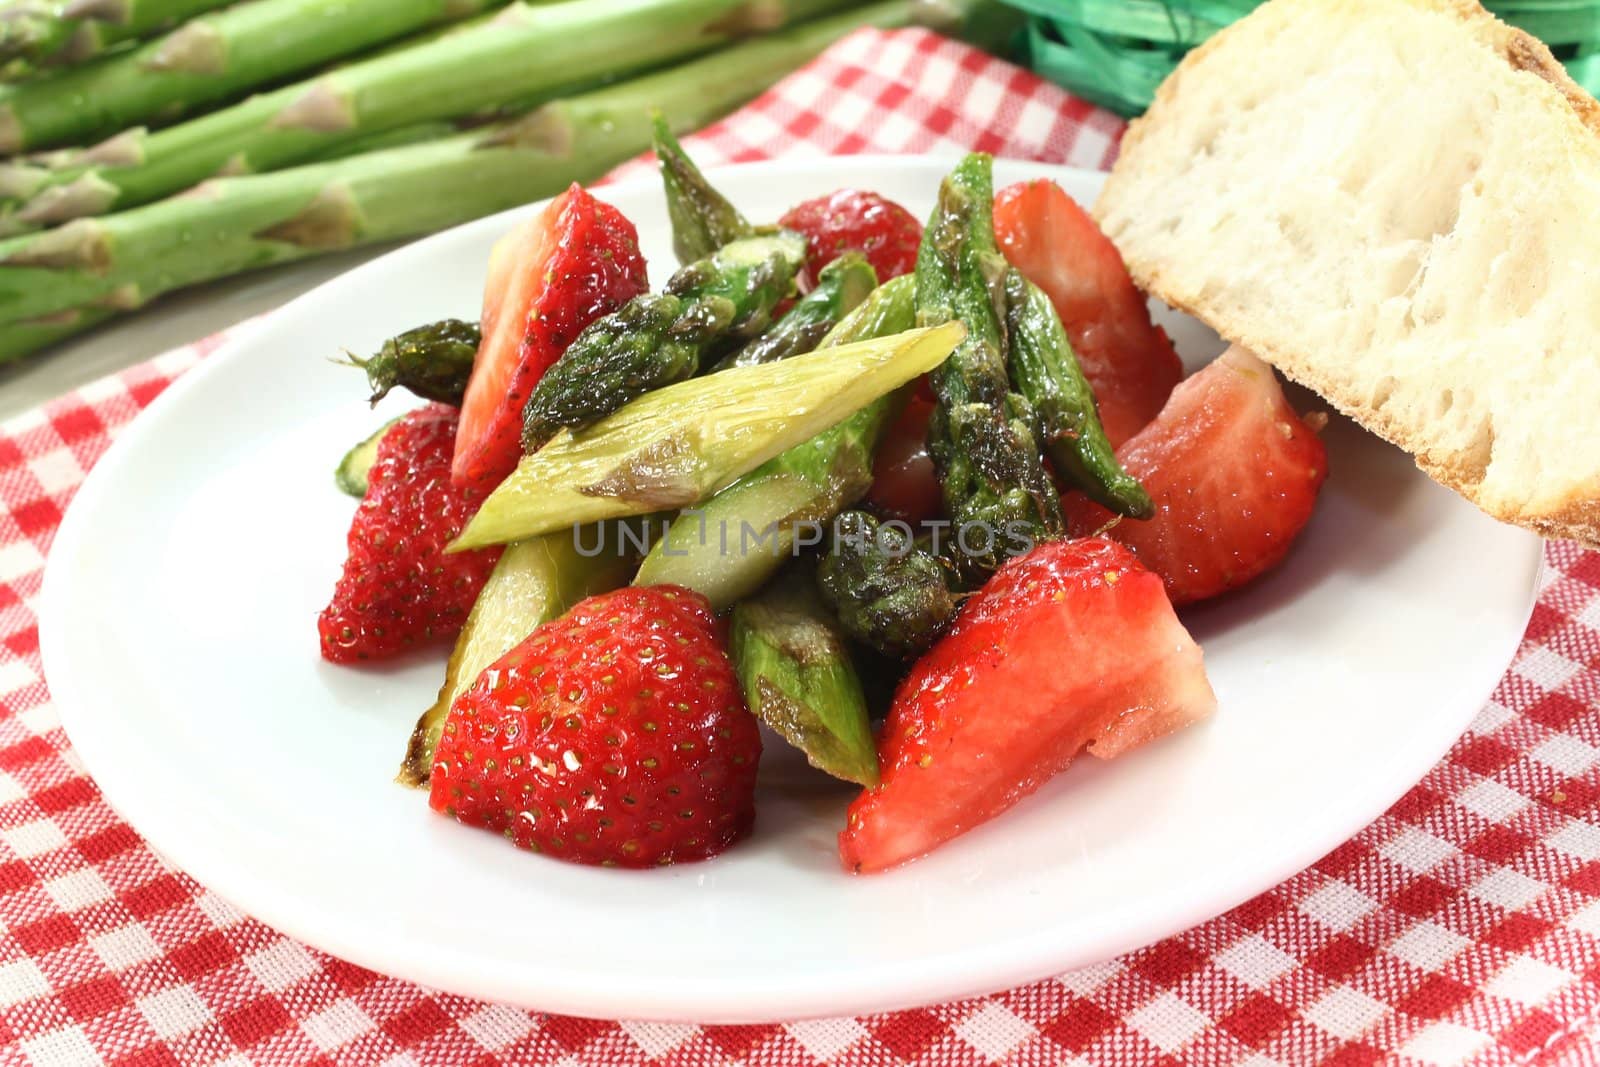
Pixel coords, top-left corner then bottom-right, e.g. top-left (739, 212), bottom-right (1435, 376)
top-left (994, 179), bottom-right (1183, 447)
top-left (453, 184), bottom-right (648, 492)
top-left (866, 393), bottom-right (941, 525)
top-left (319, 404), bottom-right (501, 663)
top-left (778, 188), bottom-right (921, 292)
top-left (839, 537), bottom-right (1215, 873)
top-left (429, 586), bottom-right (761, 868)
top-left (1064, 345), bottom-right (1329, 606)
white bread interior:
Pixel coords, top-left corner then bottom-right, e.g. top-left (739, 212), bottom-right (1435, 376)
top-left (1095, 0), bottom-right (1600, 544)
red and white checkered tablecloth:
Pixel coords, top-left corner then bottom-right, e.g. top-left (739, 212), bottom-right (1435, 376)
top-left (3, 26), bottom-right (1600, 1067)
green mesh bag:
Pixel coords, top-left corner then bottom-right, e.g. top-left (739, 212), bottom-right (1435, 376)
top-left (1004, 0), bottom-right (1600, 115)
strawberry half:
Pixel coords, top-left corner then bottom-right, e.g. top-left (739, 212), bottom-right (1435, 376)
top-left (778, 188), bottom-right (920, 292)
top-left (429, 586), bottom-right (761, 868)
top-left (839, 537), bottom-right (1215, 873)
top-left (1065, 345), bottom-right (1329, 606)
top-left (319, 404), bottom-right (501, 663)
top-left (993, 179), bottom-right (1183, 447)
top-left (453, 184), bottom-right (648, 492)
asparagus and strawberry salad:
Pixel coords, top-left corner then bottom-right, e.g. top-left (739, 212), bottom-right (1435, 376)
top-left (317, 127), bottom-right (1330, 873)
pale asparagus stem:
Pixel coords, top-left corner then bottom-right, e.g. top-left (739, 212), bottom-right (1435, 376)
top-left (0, 0), bottom-right (882, 234)
top-left (0, 0), bottom-right (504, 152)
top-left (0, 16), bottom-right (907, 356)
top-left (0, 304), bottom-right (114, 362)
top-left (0, 0), bottom-right (234, 71)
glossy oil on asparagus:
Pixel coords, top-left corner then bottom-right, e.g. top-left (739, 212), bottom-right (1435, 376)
top-left (914, 152), bottom-right (1062, 578)
top-left (344, 318), bottom-right (480, 407)
top-left (730, 562), bottom-right (880, 787)
top-left (633, 274), bottom-right (914, 608)
top-left (716, 252), bottom-right (876, 370)
top-left (456, 322), bottom-right (964, 549)
top-left (1004, 269), bottom-right (1152, 517)
top-left (519, 230), bottom-right (808, 449)
top-left (817, 510), bottom-right (957, 660)
top-left (651, 110), bottom-right (752, 264)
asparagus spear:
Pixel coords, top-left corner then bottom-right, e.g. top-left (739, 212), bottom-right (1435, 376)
top-left (398, 525), bottom-right (644, 787)
top-left (342, 318), bottom-right (480, 407)
top-left (452, 322), bottom-right (965, 550)
top-left (0, 304), bottom-right (113, 361)
top-left (916, 152), bottom-right (1063, 579)
top-left (0, 22), bottom-right (882, 358)
top-left (0, 0), bottom-right (508, 155)
top-left (817, 510), bottom-right (957, 660)
top-left (652, 111), bottom-right (752, 264)
top-left (716, 252), bottom-right (877, 370)
top-left (730, 563), bottom-right (879, 787)
top-left (335, 417), bottom-right (402, 498)
top-left (0, 0), bottom-right (880, 235)
top-left (519, 231), bottom-right (808, 449)
top-left (0, 0), bottom-right (234, 71)
top-left (1003, 269), bottom-right (1153, 517)
top-left (633, 274), bottom-right (915, 608)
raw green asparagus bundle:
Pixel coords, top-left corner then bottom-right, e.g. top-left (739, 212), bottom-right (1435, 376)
top-left (1003, 268), bottom-right (1153, 517)
top-left (0, 11), bottom-right (906, 361)
top-left (635, 275), bottom-right (916, 608)
top-left (520, 231), bottom-right (809, 449)
top-left (0, 0), bottom-right (507, 155)
top-left (0, 0), bottom-right (871, 235)
top-left (0, 0), bottom-right (235, 72)
top-left (915, 152), bottom-right (1064, 578)
top-left (344, 318), bottom-right (480, 407)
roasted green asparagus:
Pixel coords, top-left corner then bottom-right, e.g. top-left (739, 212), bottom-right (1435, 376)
top-left (730, 563), bottom-right (880, 787)
top-left (344, 318), bottom-right (480, 408)
top-left (634, 274), bottom-right (915, 608)
top-left (1004, 269), bottom-right (1152, 517)
top-left (915, 152), bottom-right (1063, 579)
top-left (519, 231), bottom-right (808, 449)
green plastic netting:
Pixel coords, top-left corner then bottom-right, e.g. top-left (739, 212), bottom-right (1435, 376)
top-left (1005, 0), bottom-right (1600, 115)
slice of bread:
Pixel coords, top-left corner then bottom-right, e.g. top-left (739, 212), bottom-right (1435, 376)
top-left (1095, 0), bottom-right (1600, 544)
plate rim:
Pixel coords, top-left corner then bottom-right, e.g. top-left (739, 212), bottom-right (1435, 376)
top-left (39, 154), bottom-right (1546, 1022)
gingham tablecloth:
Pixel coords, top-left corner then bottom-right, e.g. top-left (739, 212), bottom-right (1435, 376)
top-left (2, 27), bottom-right (1599, 1067)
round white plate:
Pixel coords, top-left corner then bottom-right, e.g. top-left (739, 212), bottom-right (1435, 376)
top-left (41, 157), bottom-right (1543, 1023)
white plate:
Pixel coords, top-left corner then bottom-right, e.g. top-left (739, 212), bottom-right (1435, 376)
top-left (41, 157), bottom-right (1543, 1023)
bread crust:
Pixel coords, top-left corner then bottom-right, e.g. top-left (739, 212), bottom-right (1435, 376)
top-left (1101, 0), bottom-right (1600, 546)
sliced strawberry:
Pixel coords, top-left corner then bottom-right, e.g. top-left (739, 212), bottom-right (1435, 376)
top-left (839, 537), bottom-right (1215, 873)
top-left (778, 189), bottom-right (920, 292)
top-left (866, 394), bottom-right (941, 525)
top-left (453, 184), bottom-right (648, 491)
top-left (993, 179), bottom-right (1183, 447)
top-left (1064, 346), bottom-right (1329, 606)
top-left (320, 404), bottom-right (501, 663)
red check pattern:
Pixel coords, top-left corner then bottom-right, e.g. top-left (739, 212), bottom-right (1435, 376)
top-left (1, 26), bottom-right (1598, 1067)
